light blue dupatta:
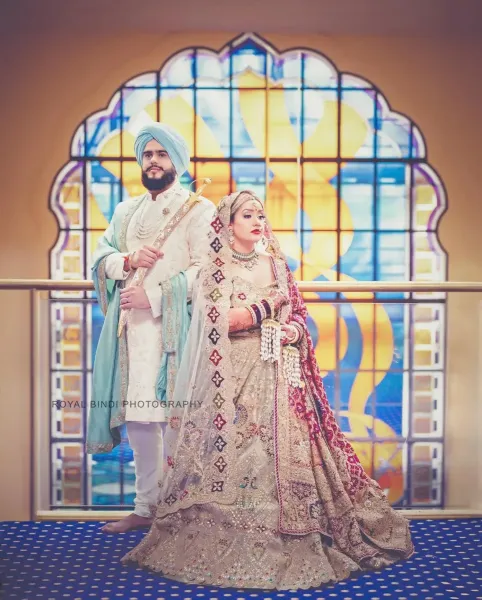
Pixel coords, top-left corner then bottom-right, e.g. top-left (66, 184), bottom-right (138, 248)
top-left (87, 216), bottom-right (126, 454)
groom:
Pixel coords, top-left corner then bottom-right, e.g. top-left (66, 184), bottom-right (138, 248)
top-left (87, 122), bottom-right (215, 533)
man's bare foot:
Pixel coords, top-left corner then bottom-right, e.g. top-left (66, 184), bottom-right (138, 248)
top-left (100, 513), bottom-right (153, 534)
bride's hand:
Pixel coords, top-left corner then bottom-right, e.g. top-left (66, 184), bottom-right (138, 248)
top-left (268, 290), bottom-right (289, 311)
top-left (281, 324), bottom-right (297, 345)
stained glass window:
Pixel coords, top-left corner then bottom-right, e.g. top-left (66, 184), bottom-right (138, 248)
top-left (49, 33), bottom-right (447, 510)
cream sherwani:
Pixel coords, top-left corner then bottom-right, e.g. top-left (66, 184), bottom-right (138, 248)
top-left (104, 180), bottom-right (215, 422)
top-left (101, 181), bottom-right (215, 517)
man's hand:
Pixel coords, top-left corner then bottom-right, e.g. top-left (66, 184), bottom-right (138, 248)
top-left (120, 286), bottom-right (151, 310)
top-left (131, 246), bottom-right (163, 269)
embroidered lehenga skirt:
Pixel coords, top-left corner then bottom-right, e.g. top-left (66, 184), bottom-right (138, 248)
top-left (122, 286), bottom-right (413, 589)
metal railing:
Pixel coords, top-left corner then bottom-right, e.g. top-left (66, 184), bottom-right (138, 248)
top-left (2, 278), bottom-right (482, 520)
top-left (2, 279), bottom-right (482, 292)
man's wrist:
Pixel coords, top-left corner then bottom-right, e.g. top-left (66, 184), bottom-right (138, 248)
top-left (123, 252), bottom-right (137, 272)
top-left (122, 254), bottom-right (131, 273)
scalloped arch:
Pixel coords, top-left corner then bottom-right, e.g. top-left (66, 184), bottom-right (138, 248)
top-left (48, 33), bottom-right (448, 508)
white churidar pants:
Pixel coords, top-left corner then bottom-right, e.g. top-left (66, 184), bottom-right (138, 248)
top-left (126, 422), bottom-right (167, 518)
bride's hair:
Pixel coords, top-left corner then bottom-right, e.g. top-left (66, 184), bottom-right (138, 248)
top-left (229, 190), bottom-right (263, 222)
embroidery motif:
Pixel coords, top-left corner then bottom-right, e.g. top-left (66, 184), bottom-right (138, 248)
top-left (165, 494), bottom-right (177, 506)
top-left (211, 371), bottom-right (224, 387)
top-left (209, 350), bottom-right (222, 366)
top-left (214, 456), bottom-right (227, 473)
top-left (208, 307), bottom-right (220, 323)
top-left (209, 288), bottom-right (222, 302)
top-left (208, 328), bottom-right (221, 344)
top-left (291, 482), bottom-right (314, 500)
top-left (214, 435), bottom-right (227, 451)
top-left (211, 216), bottom-right (223, 233)
top-left (169, 416), bottom-right (181, 429)
top-left (212, 269), bottom-right (225, 284)
top-left (210, 237), bottom-right (222, 253)
top-left (211, 481), bottom-right (224, 492)
top-left (309, 500), bottom-right (322, 519)
top-left (233, 404), bottom-right (248, 426)
top-left (213, 393), bottom-right (225, 409)
top-left (213, 414), bottom-right (227, 430)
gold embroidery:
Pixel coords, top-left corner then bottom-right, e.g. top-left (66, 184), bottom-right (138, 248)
top-left (97, 257), bottom-right (109, 316)
top-left (119, 328), bottom-right (129, 423)
top-left (86, 441), bottom-right (113, 453)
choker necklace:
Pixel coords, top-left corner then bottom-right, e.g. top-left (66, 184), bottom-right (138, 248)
top-left (232, 248), bottom-right (259, 270)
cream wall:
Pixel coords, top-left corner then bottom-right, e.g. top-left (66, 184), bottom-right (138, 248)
top-left (1, 32), bottom-right (481, 520)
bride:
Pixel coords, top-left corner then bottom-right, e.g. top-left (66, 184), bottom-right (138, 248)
top-left (122, 190), bottom-right (414, 590)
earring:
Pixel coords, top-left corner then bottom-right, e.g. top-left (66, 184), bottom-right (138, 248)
top-left (228, 228), bottom-right (235, 245)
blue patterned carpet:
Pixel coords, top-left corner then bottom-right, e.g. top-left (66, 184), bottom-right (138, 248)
top-left (0, 519), bottom-right (481, 599)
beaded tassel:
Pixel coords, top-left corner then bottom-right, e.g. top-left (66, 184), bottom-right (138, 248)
top-left (260, 318), bottom-right (282, 362)
top-left (282, 345), bottom-right (304, 388)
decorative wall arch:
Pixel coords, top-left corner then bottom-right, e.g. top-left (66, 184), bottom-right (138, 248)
top-left (49, 33), bottom-right (447, 509)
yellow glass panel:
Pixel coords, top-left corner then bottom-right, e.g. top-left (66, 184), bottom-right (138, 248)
top-left (414, 329), bottom-right (431, 345)
top-left (306, 303), bottom-right (346, 374)
top-left (302, 162), bottom-right (342, 231)
top-left (267, 90), bottom-right (300, 159)
top-left (63, 350), bottom-right (81, 369)
top-left (63, 374), bottom-right (81, 393)
top-left (196, 162), bottom-right (231, 204)
top-left (159, 92), bottom-right (195, 160)
top-left (414, 350), bottom-right (433, 367)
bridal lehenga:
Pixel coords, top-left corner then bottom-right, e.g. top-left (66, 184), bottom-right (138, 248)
top-left (122, 192), bottom-right (413, 590)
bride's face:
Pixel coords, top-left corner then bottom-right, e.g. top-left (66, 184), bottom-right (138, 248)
top-left (231, 199), bottom-right (266, 246)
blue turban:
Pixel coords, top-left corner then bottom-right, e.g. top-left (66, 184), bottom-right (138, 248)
top-left (134, 123), bottom-right (190, 176)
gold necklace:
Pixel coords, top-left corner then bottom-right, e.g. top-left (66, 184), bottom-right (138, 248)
top-left (231, 248), bottom-right (259, 270)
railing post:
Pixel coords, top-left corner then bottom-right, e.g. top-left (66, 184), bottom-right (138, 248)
top-left (29, 289), bottom-right (36, 520)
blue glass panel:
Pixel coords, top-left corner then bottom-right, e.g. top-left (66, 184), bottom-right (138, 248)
top-left (195, 89), bottom-right (230, 157)
top-left (85, 93), bottom-right (122, 157)
top-left (160, 50), bottom-right (194, 87)
top-left (195, 51), bottom-right (229, 87)
top-left (340, 232), bottom-right (375, 280)
top-left (339, 162), bottom-right (375, 230)
top-left (231, 38), bottom-right (267, 86)
top-left (377, 107), bottom-right (411, 159)
top-left (87, 161), bottom-right (121, 225)
top-left (268, 52), bottom-right (302, 87)
top-left (231, 161), bottom-right (266, 199)
top-left (377, 163), bottom-right (409, 230)
top-left (303, 54), bottom-right (337, 88)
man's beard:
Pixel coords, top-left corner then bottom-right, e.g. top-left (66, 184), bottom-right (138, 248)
top-left (141, 167), bottom-right (176, 192)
